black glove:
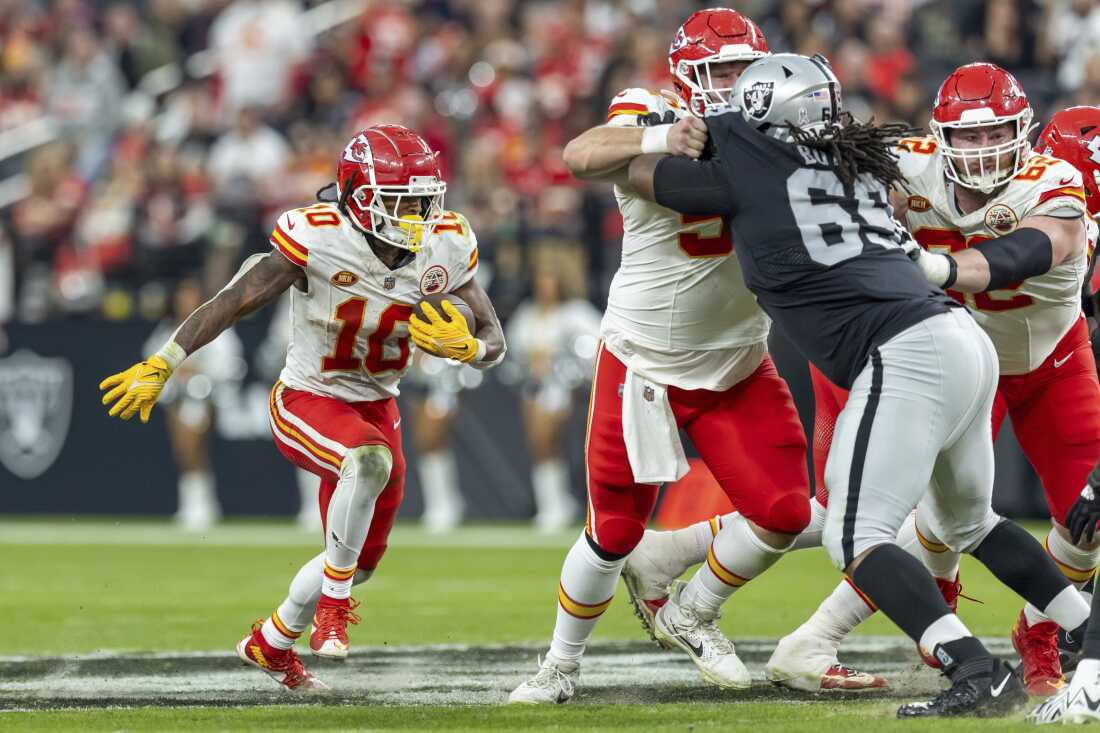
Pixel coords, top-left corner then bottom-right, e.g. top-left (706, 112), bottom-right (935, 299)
top-left (1065, 466), bottom-right (1100, 544)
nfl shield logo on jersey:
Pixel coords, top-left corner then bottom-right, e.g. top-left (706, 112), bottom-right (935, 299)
top-left (383, 275), bottom-right (397, 291)
top-left (984, 204), bottom-right (1019, 234)
top-left (744, 81), bottom-right (774, 120)
top-left (0, 350), bottom-right (73, 479)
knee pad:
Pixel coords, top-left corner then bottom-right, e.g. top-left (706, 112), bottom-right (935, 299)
top-left (760, 492), bottom-right (811, 536)
top-left (341, 444), bottom-right (393, 501)
top-left (590, 516), bottom-right (644, 557)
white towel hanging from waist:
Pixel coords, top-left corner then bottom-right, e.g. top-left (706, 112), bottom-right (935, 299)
top-left (621, 367), bottom-right (689, 484)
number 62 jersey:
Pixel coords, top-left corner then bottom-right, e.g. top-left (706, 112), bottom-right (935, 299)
top-left (269, 202), bottom-right (479, 403)
top-left (897, 136), bottom-right (1091, 375)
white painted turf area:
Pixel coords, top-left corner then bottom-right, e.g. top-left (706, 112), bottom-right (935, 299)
top-left (0, 638), bottom-right (1017, 709)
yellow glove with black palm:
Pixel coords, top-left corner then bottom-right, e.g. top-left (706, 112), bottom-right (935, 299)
top-left (408, 301), bottom-right (482, 363)
top-left (99, 356), bottom-right (173, 423)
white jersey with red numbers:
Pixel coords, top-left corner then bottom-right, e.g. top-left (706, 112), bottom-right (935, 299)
top-left (897, 136), bottom-right (1090, 375)
top-left (601, 87), bottom-right (771, 391)
top-left (270, 203), bottom-right (478, 403)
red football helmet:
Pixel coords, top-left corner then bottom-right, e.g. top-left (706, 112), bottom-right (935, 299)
top-left (669, 8), bottom-right (769, 116)
top-left (336, 124), bottom-right (446, 251)
top-left (1037, 106), bottom-right (1100, 217)
top-left (929, 62), bottom-right (1034, 193)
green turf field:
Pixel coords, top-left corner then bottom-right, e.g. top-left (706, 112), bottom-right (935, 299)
top-left (0, 519), bottom-right (1062, 731)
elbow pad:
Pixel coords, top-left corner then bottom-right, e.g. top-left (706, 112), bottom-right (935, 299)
top-left (972, 227), bottom-right (1053, 291)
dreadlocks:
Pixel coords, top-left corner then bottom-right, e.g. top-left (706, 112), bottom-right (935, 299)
top-left (786, 112), bottom-right (921, 190)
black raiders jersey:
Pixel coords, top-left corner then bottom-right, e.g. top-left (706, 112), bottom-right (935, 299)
top-left (652, 112), bottom-right (959, 389)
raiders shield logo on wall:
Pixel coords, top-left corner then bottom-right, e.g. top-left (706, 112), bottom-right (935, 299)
top-left (743, 81), bottom-right (775, 120)
top-left (0, 350), bottom-right (73, 479)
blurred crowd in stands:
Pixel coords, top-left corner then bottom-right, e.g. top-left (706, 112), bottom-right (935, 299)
top-left (1, 0), bottom-right (1099, 327)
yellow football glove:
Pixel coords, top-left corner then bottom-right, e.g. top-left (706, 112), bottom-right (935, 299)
top-left (408, 300), bottom-right (481, 363)
top-left (99, 356), bottom-right (173, 423)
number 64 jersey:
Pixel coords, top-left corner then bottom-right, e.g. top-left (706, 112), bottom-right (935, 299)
top-left (269, 202), bottom-right (479, 403)
top-left (897, 136), bottom-right (1091, 375)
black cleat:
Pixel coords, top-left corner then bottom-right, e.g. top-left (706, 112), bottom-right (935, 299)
top-left (897, 659), bottom-right (1027, 718)
top-left (1058, 625), bottom-right (1082, 673)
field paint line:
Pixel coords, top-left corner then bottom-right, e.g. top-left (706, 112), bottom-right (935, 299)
top-left (0, 636), bottom-right (1018, 664)
top-left (0, 521), bottom-right (581, 549)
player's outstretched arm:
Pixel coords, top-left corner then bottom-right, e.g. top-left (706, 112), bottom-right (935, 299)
top-left (912, 215), bottom-right (1085, 293)
top-left (563, 117), bottom-right (708, 184)
top-left (99, 252), bottom-right (303, 422)
top-left (626, 153), bottom-right (736, 215)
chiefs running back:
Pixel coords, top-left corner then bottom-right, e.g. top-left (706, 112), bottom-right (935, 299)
top-left (100, 124), bottom-right (505, 691)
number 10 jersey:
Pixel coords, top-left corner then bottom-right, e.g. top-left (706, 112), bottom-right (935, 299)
top-left (270, 203), bottom-right (479, 403)
top-left (897, 136), bottom-right (1090, 375)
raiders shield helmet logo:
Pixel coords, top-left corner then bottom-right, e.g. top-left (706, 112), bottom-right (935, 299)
top-left (0, 350), bottom-right (73, 479)
top-left (743, 81), bottom-right (775, 120)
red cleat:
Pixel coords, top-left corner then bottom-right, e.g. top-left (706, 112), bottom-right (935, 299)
top-left (917, 573), bottom-right (969, 669)
top-left (1012, 608), bottom-right (1065, 696)
top-left (310, 597), bottom-right (361, 660)
top-left (819, 664), bottom-right (889, 691)
top-left (936, 574), bottom-right (963, 613)
top-left (236, 621), bottom-right (326, 691)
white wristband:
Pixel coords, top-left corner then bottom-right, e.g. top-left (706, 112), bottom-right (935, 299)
top-left (640, 124), bottom-right (672, 155)
top-left (473, 339), bottom-right (488, 363)
top-left (915, 250), bottom-right (952, 288)
top-left (154, 340), bottom-right (188, 371)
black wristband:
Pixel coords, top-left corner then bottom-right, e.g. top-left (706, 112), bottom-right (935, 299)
top-left (972, 227), bottom-right (1054, 291)
top-left (943, 255), bottom-right (958, 289)
top-left (1089, 459), bottom-right (1100, 492)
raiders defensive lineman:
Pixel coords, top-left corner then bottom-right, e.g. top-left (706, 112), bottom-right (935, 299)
top-left (625, 53), bottom-right (1092, 717)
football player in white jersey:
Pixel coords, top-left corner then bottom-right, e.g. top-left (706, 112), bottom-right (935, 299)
top-left (100, 124), bottom-right (505, 690)
top-left (627, 68), bottom-right (1100, 696)
top-left (510, 8), bottom-right (882, 704)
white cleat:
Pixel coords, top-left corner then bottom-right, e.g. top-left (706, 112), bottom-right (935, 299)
top-left (508, 655), bottom-right (579, 704)
top-left (766, 631), bottom-right (887, 692)
top-left (621, 529), bottom-right (695, 649)
top-left (1029, 659), bottom-right (1100, 724)
top-left (654, 580), bottom-right (751, 690)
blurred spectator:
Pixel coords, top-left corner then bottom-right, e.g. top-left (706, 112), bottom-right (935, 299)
top-left (206, 106), bottom-right (290, 242)
top-left (144, 278), bottom-right (245, 531)
top-left (505, 245), bottom-right (600, 532)
top-left (46, 29), bottom-right (126, 178)
top-left (209, 0), bottom-right (311, 115)
top-left (1046, 0), bottom-right (1100, 92)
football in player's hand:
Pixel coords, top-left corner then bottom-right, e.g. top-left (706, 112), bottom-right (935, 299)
top-left (414, 292), bottom-right (477, 330)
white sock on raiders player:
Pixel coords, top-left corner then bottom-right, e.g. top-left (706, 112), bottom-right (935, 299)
top-left (548, 534), bottom-right (624, 665)
top-left (1023, 527), bottom-right (1100, 625)
top-left (678, 513), bottom-right (790, 618)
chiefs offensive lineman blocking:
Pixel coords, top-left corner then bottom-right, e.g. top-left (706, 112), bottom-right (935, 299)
top-left (99, 125), bottom-right (505, 690)
top-left (627, 66), bottom-right (1100, 697)
top-left (510, 8), bottom-right (882, 704)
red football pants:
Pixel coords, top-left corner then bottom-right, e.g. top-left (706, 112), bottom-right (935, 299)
top-left (584, 344), bottom-right (810, 556)
top-left (810, 318), bottom-right (1100, 524)
top-left (268, 380), bottom-right (406, 570)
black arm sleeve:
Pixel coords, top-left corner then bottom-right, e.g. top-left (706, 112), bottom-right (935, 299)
top-left (971, 227), bottom-right (1053, 291)
top-left (653, 156), bottom-right (737, 216)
